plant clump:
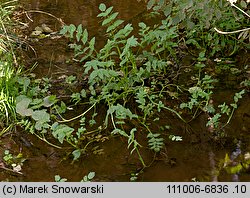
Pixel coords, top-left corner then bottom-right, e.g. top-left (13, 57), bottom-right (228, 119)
top-left (0, 0), bottom-right (249, 180)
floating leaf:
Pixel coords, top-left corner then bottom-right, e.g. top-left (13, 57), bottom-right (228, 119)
top-left (169, 134), bottom-right (182, 142)
top-left (111, 128), bottom-right (128, 137)
top-left (16, 97), bottom-right (33, 116)
top-left (102, 12), bottom-right (119, 26)
top-left (148, 133), bottom-right (164, 152)
top-left (164, 4), bottom-right (172, 17)
top-left (80, 89), bottom-right (87, 98)
top-left (72, 149), bottom-right (81, 161)
top-left (138, 22), bottom-right (147, 29)
top-left (43, 95), bottom-right (57, 107)
top-left (69, 24), bottom-right (76, 38)
top-left (51, 122), bottom-right (74, 144)
top-left (89, 37), bottom-right (95, 48)
top-left (81, 29), bottom-right (88, 45)
top-left (234, 90), bottom-right (245, 103)
top-left (106, 19), bottom-right (124, 32)
top-left (76, 24), bottom-right (83, 42)
top-left (147, 0), bottom-right (156, 10)
top-left (31, 110), bottom-right (50, 122)
top-left (31, 110), bottom-right (50, 130)
top-left (87, 172), bottom-right (95, 180)
top-left (59, 25), bottom-right (68, 35)
top-left (99, 3), bottom-right (106, 11)
top-left (55, 175), bottom-right (67, 182)
top-left (218, 103), bottom-right (231, 115)
top-left (97, 6), bottom-right (113, 18)
top-left (107, 104), bottom-right (138, 120)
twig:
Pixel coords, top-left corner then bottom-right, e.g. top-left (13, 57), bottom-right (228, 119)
top-left (231, 3), bottom-right (250, 18)
top-left (33, 133), bottom-right (62, 149)
top-left (25, 11), bottom-right (33, 22)
top-left (57, 102), bottom-right (97, 123)
top-left (0, 162), bottom-right (23, 175)
top-left (25, 10), bottom-right (65, 26)
top-left (214, 27), bottom-right (250, 35)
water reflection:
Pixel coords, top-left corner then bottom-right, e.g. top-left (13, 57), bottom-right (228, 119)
top-left (15, 0), bottom-right (250, 182)
top-left (21, 0), bottom-right (145, 28)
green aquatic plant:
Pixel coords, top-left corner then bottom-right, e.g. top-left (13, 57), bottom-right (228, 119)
top-left (144, 0), bottom-right (249, 56)
top-left (81, 172), bottom-right (96, 182)
top-left (206, 89), bottom-right (245, 129)
top-left (3, 149), bottom-right (26, 174)
top-left (180, 53), bottom-right (245, 132)
top-left (169, 134), bottom-right (183, 142)
top-left (59, 2), bottom-right (184, 163)
top-left (55, 175), bottom-right (67, 182)
top-left (10, 1), bottom-right (247, 173)
top-left (15, 78), bottom-right (107, 158)
top-left (180, 72), bottom-right (217, 119)
top-left (54, 172), bottom-right (95, 182)
top-left (58, 1), bottom-right (249, 165)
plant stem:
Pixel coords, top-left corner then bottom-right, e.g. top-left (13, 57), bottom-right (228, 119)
top-left (136, 148), bottom-right (146, 168)
top-left (232, 3), bottom-right (250, 18)
top-left (34, 133), bottom-right (62, 149)
top-left (214, 27), bottom-right (250, 35)
top-left (57, 102), bottom-right (96, 123)
top-left (149, 99), bottom-right (186, 123)
top-left (83, 140), bottom-right (95, 151)
top-left (26, 10), bottom-right (65, 25)
top-left (221, 107), bottom-right (236, 129)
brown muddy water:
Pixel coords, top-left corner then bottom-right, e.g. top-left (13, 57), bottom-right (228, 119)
top-left (0, 0), bottom-right (250, 182)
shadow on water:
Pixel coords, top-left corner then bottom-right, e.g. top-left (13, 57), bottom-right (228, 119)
top-left (0, 0), bottom-right (249, 181)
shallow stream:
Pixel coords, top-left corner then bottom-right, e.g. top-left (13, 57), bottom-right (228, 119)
top-left (0, 0), bottom-right (249, 182)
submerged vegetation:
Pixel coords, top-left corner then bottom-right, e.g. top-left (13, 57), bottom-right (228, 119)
top-left (0, 0), bottom-right (249, 181)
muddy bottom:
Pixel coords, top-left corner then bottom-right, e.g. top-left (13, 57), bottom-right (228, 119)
top-left (0, 0), bottom-right (249, 182)
top-left (0, 90), bottom-right (249, 182)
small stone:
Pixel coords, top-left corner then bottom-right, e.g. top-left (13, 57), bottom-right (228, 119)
top-left (30, 30), bottom-right (42, 37)
top-left (35, 26), bottom-right (43, 32)
top-left (241, 126), bottom-right (248, 132)
top-left (13, 164), bottom-right (22, 172)
top-left (41, 24), bottom-right (53, 33)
